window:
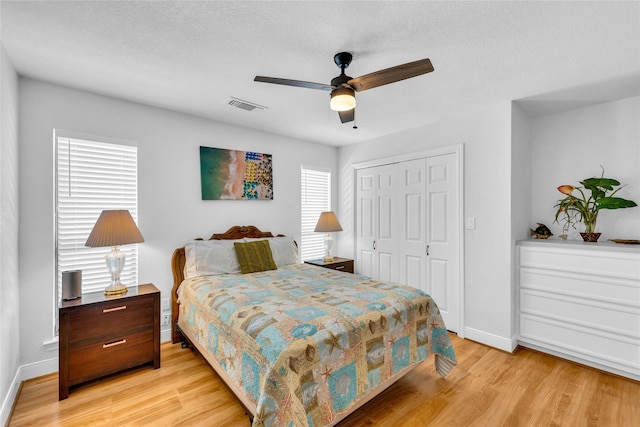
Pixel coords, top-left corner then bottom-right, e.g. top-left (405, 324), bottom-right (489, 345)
top-left (55, 132), bottom-right (139, 303)
top-left (300, 166), bottom-right (331, 260)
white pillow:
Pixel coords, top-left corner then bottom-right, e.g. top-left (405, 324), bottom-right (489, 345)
top-left (244, 236), bottom-right (299, 267)
top-left (183, 239), bottom-right (244, 279)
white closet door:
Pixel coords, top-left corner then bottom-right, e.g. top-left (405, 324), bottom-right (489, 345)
top-left (355, 163), bottom-right (398, 282)
top-left (356, 168), bottom-right (376, 279)
top-left (425, 153), bottom-right (459, 332)
top-left (375, 165), bottom-right (397, 283)
top-left (355, 152), bottom-right (460, 333)
top-left (397, 158), bottom-right (426, 290)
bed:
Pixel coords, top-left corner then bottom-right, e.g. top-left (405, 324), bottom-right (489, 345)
top-left (171, 226), bottom-right (456, 426)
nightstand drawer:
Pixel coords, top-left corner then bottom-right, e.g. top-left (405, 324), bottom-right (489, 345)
top-left (66, 295), bottom-right (155, 343)
top-left (68, 329), bottom-right (154, 384)
top-left (328, 259), bottom-right (354, 272)
top-left (305, 257), bottom-right (355, 274)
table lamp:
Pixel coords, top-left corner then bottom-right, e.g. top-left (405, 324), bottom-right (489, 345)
top-left (85, 209), bottom-right (144, 296)
top-left (314, 211), bottom-right (343, 262)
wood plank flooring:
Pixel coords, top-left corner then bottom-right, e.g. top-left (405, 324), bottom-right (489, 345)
top-left (9, 334), bottom-right (640, 426)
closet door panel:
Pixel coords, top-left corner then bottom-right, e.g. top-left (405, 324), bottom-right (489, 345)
top-left (428, 258), bottom-right (448, 308)
top-left (398, 159), bottom-right (426, 288)
top-left (375, 165), bottom-right (397, 282)
top-left (356, 169), bottom-right (376, 278)
top-left (378, 251), bottom-right (394, 283)
top-left (426, 153), bottom-right (459, 331)
top-left (405, 254), bottom-right (423, 290)
top-left (359, 249), bottom-right (374, 279)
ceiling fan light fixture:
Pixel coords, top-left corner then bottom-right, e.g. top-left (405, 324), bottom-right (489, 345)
top-left (330, 87), bottom-right (356, 112)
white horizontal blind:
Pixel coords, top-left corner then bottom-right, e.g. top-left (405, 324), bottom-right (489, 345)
top-left (55, 136), bottom-right (139, 299)
top-left (301, 167), bottom-right (330, 260)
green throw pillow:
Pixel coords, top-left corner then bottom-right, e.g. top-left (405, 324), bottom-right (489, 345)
top-left (234, 240), bottom-right (278, 274)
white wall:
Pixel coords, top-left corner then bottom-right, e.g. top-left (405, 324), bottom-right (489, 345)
top-left (510, 103), bottom-right (532, 340)
top-left (530, 96), bottom-right (640, 240)
top-left (0, 43), bottom-right (21, 424)
top-left (17, 78), bottom-right (338, 369)
top-left (338, 102), bottom-right (516, 351)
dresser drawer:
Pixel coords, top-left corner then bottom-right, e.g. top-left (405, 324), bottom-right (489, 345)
top-left (520, 245), bottom-right (640, 281)
top-left (68, 329), bottom-right (154, 385)
top-left (520, 288), bottom-right (640, 336)
top-left (67, 295), bottom-right (155, 343)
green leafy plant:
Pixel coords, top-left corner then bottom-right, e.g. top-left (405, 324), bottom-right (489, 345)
top-left (554, 170), bottom-right (637, 234)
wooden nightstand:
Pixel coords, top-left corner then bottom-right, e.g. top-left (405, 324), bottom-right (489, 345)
top-left (58, 283), bottom-right (160, 400)
top-left (305, 257), bottom-right (354, 274)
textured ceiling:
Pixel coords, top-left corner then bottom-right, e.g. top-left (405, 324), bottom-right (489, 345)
top-left (2, 1), bottom-right (639, 146)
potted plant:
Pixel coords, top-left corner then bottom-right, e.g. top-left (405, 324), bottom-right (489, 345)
top-left (554, 170), bottom-right (637, 242)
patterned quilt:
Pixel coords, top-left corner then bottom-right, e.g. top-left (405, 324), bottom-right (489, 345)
top-left (178, 263), bottom-right (456, 427)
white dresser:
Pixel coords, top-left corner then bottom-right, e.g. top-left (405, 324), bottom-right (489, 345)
top-left (517, 239), bottom-right (640, 380)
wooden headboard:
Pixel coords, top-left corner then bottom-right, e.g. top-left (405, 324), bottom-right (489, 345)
top-left (170, 225), bottom-right (280, 344)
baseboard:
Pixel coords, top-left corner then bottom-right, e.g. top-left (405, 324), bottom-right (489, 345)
top-left (463, 326), bottom-right (518, 353)
top-left (1, 357), bottom-right (57, 426)
top-left (1, 368), bottom-right (21, 427)
top-left (161, 328), bottom-right (172, 343)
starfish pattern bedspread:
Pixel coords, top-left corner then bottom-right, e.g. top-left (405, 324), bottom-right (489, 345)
top-left (178, 263), bottom-right (456, 427)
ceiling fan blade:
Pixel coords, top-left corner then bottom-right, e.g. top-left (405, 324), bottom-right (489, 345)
top-left (348, 58), bottom-right (434, 92)
top-left (254, 76), bottom-right (333, 91)
top-left (338, 109), bottom-right (355, 123)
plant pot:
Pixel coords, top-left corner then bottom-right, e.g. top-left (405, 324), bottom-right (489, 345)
top-left (580, 232), bottom-right (601, 242)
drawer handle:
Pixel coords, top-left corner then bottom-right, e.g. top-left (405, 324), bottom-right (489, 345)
top-left (335, 265), bottom-right (345, 270)
top-left (103, 339), bottom-right (127, 349)
top-left (103, 305), bottom-right (127, 313)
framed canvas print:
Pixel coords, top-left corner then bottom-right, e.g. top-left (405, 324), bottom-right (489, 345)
top-left (200, 146), bottom-right (273, 200)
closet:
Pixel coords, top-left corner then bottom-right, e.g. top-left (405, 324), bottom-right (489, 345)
top-left (355, 151), bottom-right (460, 332)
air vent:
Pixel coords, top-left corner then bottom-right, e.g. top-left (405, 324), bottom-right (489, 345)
top-left (228, 97), bottom-right (267, 111)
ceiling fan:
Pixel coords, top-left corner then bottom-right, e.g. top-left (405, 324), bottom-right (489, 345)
top-left (254, 52), bottom-right (434, 124)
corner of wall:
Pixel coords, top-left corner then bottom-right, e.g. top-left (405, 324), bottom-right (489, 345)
top-left (0, 41), bottom-right (22, 427)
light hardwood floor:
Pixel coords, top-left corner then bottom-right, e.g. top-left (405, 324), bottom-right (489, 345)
top-left (9, 334), bottom-right (640, 426)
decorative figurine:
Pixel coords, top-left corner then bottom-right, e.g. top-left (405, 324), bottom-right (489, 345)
top-left (530, 223), bottom-right (553, 239)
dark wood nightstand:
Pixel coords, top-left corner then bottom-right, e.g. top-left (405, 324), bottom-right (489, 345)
top-left (58, 283), bottom-right (160, 400)
top-left (305, 257), bottom-right (354, 274)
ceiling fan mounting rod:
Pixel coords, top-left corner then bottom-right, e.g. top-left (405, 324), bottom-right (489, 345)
top-left (334, 52), bottom-right (353, 74)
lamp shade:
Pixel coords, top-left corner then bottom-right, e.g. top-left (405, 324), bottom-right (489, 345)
top-left (85, 210), bottom-right (144, 248)
top-left (330, 87), bottom-right (356, 112)
top-left (314, 211), bottom-right (343, 233)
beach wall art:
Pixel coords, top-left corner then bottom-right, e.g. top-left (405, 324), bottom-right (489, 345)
top-left (200, 146), bottom-right (273, 200)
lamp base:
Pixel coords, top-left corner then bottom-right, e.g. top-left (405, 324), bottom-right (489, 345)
top-left (104, 246), bottom-right (128, 296)
top-left (104, 283), bottom-right (128, 296)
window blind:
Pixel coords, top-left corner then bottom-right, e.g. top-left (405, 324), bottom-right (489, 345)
top-left (55, 135), bottom-right (139, 299)
top-left (300, 167), bottom-right (331, 260)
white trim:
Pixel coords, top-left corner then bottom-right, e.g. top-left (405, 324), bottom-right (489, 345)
top-left (0, 368), bottom-right (21, 427)
top-left (352, 144), bottom-right (463, 170)
top-left (301, 164), bottom-right (331, 174)
top-left (161, 328), bottom-right (172, 343)
top-left (54, 128), bottom-right (138, 148)
top-left (0, 357), bottom-right (58, 426)
top-left (464, 326), bottom-right (518, 353)
top-left (457, 144), bottom-right (465, 338)
top-left (43, 337), bottom-right (59, 352)
top-left (352, 144), bottom-right (465, 336)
